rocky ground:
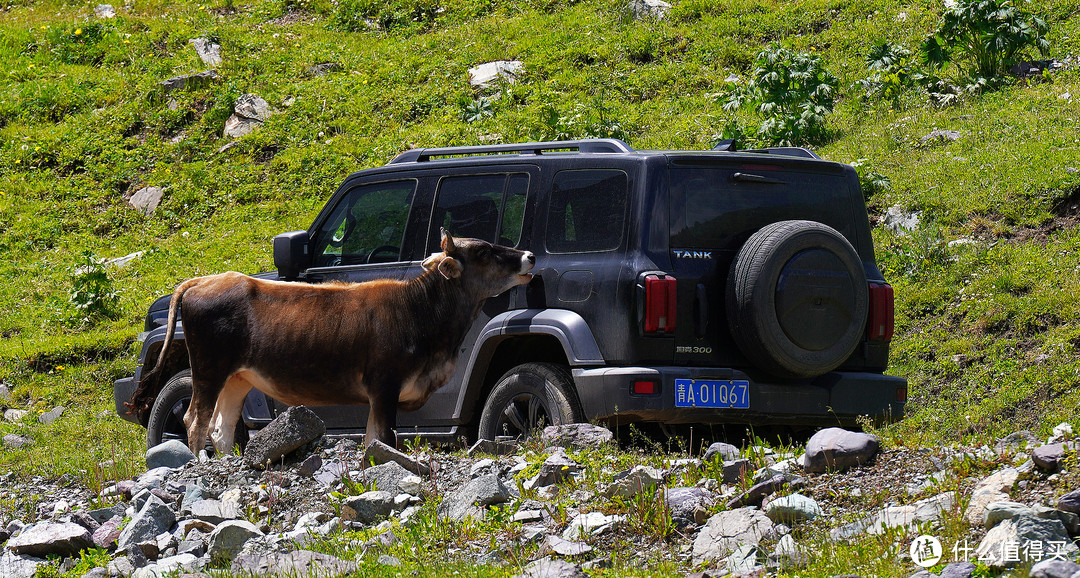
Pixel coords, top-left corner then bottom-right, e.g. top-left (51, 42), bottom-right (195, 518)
top-left (3, 411), bottom-right (1080, 578)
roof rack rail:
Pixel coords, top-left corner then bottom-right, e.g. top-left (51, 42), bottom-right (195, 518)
top-left (389, 139), bottom-right (634, 164)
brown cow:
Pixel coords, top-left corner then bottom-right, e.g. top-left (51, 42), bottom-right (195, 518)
top-left (129, 230), bottom-right (534, 454)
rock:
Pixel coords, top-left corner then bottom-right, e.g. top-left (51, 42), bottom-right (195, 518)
top-left (376, 554), bottom-right (401, 566)
top-left (117, 495), bottom-right (176, 552)
top-left (132, 553), bottom-right (201, 578)
top-left (4, 408), bottom-right (27, 422)
top-left (939, 562), bottom-right (976, 578)
top-left (541, 423), bottom-right (613, 450)
top-left (727, 474), bottom-right (788, 509)
top-left (230, 549), bottom-right (357, 577)
top-left (207, 520), bottom-right (263, 563)
top-left (1029, 559), bottom-right (1080, 578)
top-left (3, 434), bottom-right (31, 449)
top-left (963, 467), bottom-right (1018, 524)
top-left (628, 0), bottom-right (671, 19)
top-left (467, 60), bottom-right (524, 89)
top-left (514, 557), bottom-right (588, 578)
top-left (769, 534), bottom-right (809, 569)
top-left (1032, 442), bottom-right (1077, 472)
top-left (146, 440), bottom-right (196, 470)
top-left (1032, 504), bottom-right (1080, 535)
top-left (468, 438), bottom-right (518, 456)
top-left (91, 515), bottom-right (123, 548)
top-left (529, 448), bottom-right (582, 488)
top-left (470, 458), bottom-right (495, 478)
top-left (692, 507), bottom-right (775, 563)
top-left (364, 439), bottom-right (432, 476)
top-left (343, 491), bottom-right (395, 525)
top-left (722, 459), bottom-right (752, 484)
top-left (920, 129), bottom-right (961, 145)
top-left (307, 62), bottom-right (342, 77)
top-left (602, 465), bottom-right (662, 498)
top-left (159, 70), bottom-right (222, 93)
top-left (803, 428), bottom-right (879, 473)
top-left (70, 511), bottom-right (99, 534)
top-left (188, 38), bottom-right (222, 67)
top-left (244, 405), bottom-right (324, 468)
top-left (38, 406), bottom-right (64, 424)
top-left (665, 487), bottom-right (715, 524)
top-left (725, 543), bottom-right (759, 574)
top-left (6, 522), bottom-right (93, 558)
top-left (223, 94), bottom-right (273, 138)
top-left (884, 205), bottom-right (921, 234)
top-left (984, 501), bottom-right (1032, 529)
top-left (399, 475), bottom-right (423, 496)
top-left (437, 474), bottom-right (511, 522)
top-left (187, 499), bottom-right (239, 524)
top-left (94, 4), bottom-right (116, 17)
top-left (994, 431), bottom-right (1040, 454)
top-left (0, 552), bottom-right (47, 578)
top-left (975, 514), bottom-right (1076, 568)
top-left (1051, 422), bottom-right (1074, 442)
top-left (104, 251), bottom-right (144, 268)
top-left (765, 493), bottom-right (822, 524)
top-left (561, 512), bottom-right (625, 540)
top-left (0, 382), bottom-right (9, 401)
top-left (513, 509), bottom-right (544, 524)
top-left (296, 454), bottom-right (322, 477)
top-left (1057, 489), bottom-right (1080, 514)
top-left (542, 534), bottom-right (592, 556)
top-left (703, 442), bottom-right (740, 463)
top-left (129, 186), bottom-right (166, 216)
top-left (350, 460), bottom-right (414, 494)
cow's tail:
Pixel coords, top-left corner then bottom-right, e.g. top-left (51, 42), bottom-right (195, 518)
top-left (124, 278), bottom-right (200, 416)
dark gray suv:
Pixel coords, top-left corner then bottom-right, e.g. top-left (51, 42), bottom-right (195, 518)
top-left (114, 138), bottom-right (905, 447)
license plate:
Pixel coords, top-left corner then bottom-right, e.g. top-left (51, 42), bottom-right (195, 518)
top-left (674, 379), bottom-right (750, 409)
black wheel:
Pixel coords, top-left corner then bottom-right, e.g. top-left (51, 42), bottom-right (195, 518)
top-left (727, 220), bottom-right (868, 379)
top-left (146, 370), bottom-right (248, 451)
top-left (477, 363), bottom-right (584, 441)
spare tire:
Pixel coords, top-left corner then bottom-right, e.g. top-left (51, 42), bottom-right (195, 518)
top-left (727, 220), bottom-right (867, 379)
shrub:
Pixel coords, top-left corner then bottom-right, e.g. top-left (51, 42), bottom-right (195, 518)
top-left (722, 44), bottom-right (837, 146)
top-left (859, 42), bottom-right (921, 106)
top-left (69, 251), bottom-right (120, 324)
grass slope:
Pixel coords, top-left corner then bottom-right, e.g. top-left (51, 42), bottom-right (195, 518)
top-left (0, 0), bottom-right (1079, 491)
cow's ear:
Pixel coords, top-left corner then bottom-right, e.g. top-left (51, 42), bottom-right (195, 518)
top-left (421, 253), bottom-right (440, 271)
top-left (441, 228), bottom-right (457, 254)
top-left (437, 256), bottom-right (463, 279)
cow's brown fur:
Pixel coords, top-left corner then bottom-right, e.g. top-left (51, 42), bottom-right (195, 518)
top-left (129, 230), bottom-right (534, 453)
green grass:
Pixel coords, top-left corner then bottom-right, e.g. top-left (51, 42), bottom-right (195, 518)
top-left (0, 0), bottom-right (1078, 493)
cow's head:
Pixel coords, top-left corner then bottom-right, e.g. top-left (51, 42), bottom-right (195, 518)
top-left (422, 229), bottom-right (535, 298)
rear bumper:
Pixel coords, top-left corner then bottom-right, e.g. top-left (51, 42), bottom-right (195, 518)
top-left (113, 377), bottom-right (142, 425)
top-left (573, 366), bottom-right (905, 427)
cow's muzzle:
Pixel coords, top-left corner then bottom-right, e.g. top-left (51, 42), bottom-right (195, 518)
top-left (519, 251), bottom-right (536, 281)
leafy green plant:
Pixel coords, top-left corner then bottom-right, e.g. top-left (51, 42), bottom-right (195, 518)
top-left (69, 251), bottom-right (119, 324)
top-left (921, 0), bottom-right (1049, 87)
top-left (859, 42), bottom-right (921, 106)
top-left (334, 0), bottom-right (440, 32)
top-left (850, 159), bottom-right (893, 201)
top-left (722, 44), bottom-right (837, 146)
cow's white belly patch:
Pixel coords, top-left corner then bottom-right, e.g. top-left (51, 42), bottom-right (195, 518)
top-left (399, 360), bottom-right (455, 405)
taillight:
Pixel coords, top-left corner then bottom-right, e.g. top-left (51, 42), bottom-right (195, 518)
top-left (867, 282), bottom-right (894, 341)
top-left (644, 274), bottom-right (677, 334)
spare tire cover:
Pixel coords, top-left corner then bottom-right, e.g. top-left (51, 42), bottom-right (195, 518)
top-left (726, 220), bottom-right (867, 379)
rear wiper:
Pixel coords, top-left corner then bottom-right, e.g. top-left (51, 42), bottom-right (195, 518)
top-left (732, 172), bottom-right (786, 185)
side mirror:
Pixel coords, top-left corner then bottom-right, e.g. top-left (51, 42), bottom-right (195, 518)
top-left (273, 230), bottom-right (310, 280)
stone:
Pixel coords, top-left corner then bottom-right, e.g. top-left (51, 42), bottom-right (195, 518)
top-left (803, 428), bottom-right (879, 473)
top-left (467, 60), bottom-right (524, 89)
top-left (307, 62), bottom-right (342, 76)
top-left (38, 405), bottom-right (64, 424)
top-left (939, 562), bottom-right (977, 578)
top-left (975, 514), bottom-right (1076, 568)
top-left (207, 520), bottom-right (263, 563)
top-left (1051, 422), bottom-right (1074, 442)
top-left (470, 458), bottom-right (496, 478)
top-left (769, 534), bottom-right (809, 569)
top-left (529, 448), bottom-right (582, 488)
top-left (703, 442), bottom-right (740, 463)
top-left (692, 507), bottom-right (775, 563)
top-left (352, 460), bottom-right (417, 495)
top-left (561, 512), bottom-right (625, 540)
top-left (920, 129), bottom-right (962, 145)
top-left (725, 543), bottom-right (759, 574)
top-left (3, 434), bottom-right (31, 449)
top-left (1032, 504), bottom-right (1080, 535)
top-left (187, 499), bottom-right (239, 524)
top-left (963, 467), bottom-right (1018, 524)
top-left (230, 549), bottom-right (357, 577)
top-left (1033, 442), bottom-right (1077, 472)
top-left (0, 552), bottom-right (47, 578)
top-left (994, 431), bottom-right (1040, 454)
top-left (1057, 489), bottom-right (1080, 514)
top-left (765, 493), bottom-right (822, 524)
top-left (159, 70), bottom-right (222, 93)
top-left (94, 4), bottom-right (116, 17)
top-left (188, 38), bottom-right (222, 67)
top-left (540, 423), bottom-right (613, 450)
top-left (399, 475), bottom-right (423, 496)
top-left (722, 458), bottom-right (752, 484)
top-left (983, 501), bottom-right (1031, 529)
top-left (146, 440), bottom-right (196, 470)
top-left (296, 454), bottom-right (322, 477)
top-left (343, 491), bottom-right (395, 525)
top-left (117, 495), bottom-right (175, 552)
top-left (602, 465), bottom-right (662, 498)
top-left (6, 522), bottom-right (93, 558)
top-left (884, 205), bottom-right (921, 234)
top-left (364, 439), bottom-right (432, 476)
top-left (628, 0), bottom-right (671, 19)
top-left (665, 487), bottom-right (716, 523)
top-left (513, 509), bottom-right (544, 524)
top-left (0, 382), bottom-right (9, 401)
top-left (542, 535), bottom-right (592, 556)
top-left (243, 406), bottom-right (324, 469)
top-left (4, 408), bottom-right (27, 422)
top-left (514, 557), bottom-right (588, 578)
top-left (129, 186), bottom-right (166, 216)
top-left (132, 553), bottom-right (201, 578)
top-left (71, 512), bottom-right (100, 534)
top-left (376, 554), bottom-right (401, 566)
top-left (104, 251), bottom-right (144, 268)
top-left (437, 474), bottom-right (511, 522)
top-left (468, 438), bottom-right (519, 456)
top-left (727, 474), bottom-right (788, 509)
top-left (1029, 559), bottom-right (1080, 578)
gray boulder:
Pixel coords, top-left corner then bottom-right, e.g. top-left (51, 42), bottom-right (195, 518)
top-left (186, 499), bottom-right (239, 524)
top-left (132, 553), bottom-right (201, 578)
top-left (145, 440), bottom-right (196, 470)
top-left (437, 474), bottom-right (511, 522)
top-left (243, 405), bottom-right (324, 469)
top-left (541, 423), bottom-right (613, 450)
top-left (975, 514), bottom-right (1076, 568)
top-left (765, 493), bottom-right (822, 524)
top-left (727, 473), bottom-right (788, 509)
top-left (803, 428), bottom-right (879, 473)
top-left (207, 520), bottom-right (263, 563)
top-left (628, 0), bottom-right (671, 19)
top-left (231, 549), bottom-right (357, 577)
top-left (665, 487), bottom-right (715, 524)
top-left (343, 491), bottom-right (395, 525)
top-left (722, 458), bottom-right (752, 484)
top-left (541, 535), bottom-right (592, 557)
top-left (994, 430), bottom-right (1040, 454)
top-left (964, 467), bottom-right (1019, 524)
top-left (939, 562), bottom-right (977, 578)
top-left (117, 495), bottom-right (175, 552)
top-left (1057, 488), bottom-right (1080, 514)
top-left (364, 439), bottom-right (431, 476)
top-left (3, 434), bottom-right (31, 449)
top-left (159, 70), bottom-right (222, 93)
top-left (692, 507), bottom-right (775, 563)
top-left (128, 186), bottom-right (165, 216)
top-left (6, 522), bottom-right (92, 558)
top-left (514, 557), bottom-right (588, 578)
top-left (189, 38), bottom-right (222, 67)
top-left (1029, 559), bottom-right (1080, 578)
top-left (1033, 442), bottom-right (1077, 472)
top-left (602, 465), bottom-right (662, 498)
top-left (353, 460), bottom-right (414, 494)
top-left (0, 552), bottom-right (47, 578)
top-left (38, 406), bottom-right (64, 424)
top-left (561, 512), bottom-right (625, 541)
top-left (223, 94), bottom-right (272, 138)
top-left (530, 448), bottom-right (582, 488)
top-left (703, 441), bottom-right (739, 463)
top-left (468, 438), bottom-right (519, 456)
top-left (769, 534), bottom-right (809, 569)
top-left (467, 61), bottom-right (524, 89)
top-left (983, 501), bottom-right (1031, 529)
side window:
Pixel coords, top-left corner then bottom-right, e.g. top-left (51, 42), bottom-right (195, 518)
top-left (546, 169), bottom-right (628, 253)
top-left (427, 173), bottom-right (529, 253)
top-left (313, 180), bottom-right (416, 267)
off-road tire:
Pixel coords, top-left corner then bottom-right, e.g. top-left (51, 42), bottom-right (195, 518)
top-left (727, 220), bottom-right (868, 379)
top-left (146, 370), bottom-right (248, 451)
top-left (477, 362), bottom-right (584, 441)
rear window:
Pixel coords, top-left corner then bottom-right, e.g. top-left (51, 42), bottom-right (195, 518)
top-left (668, 165), bottom-right (853, 249)
top-left (546, 169), bottom-right (629, 254)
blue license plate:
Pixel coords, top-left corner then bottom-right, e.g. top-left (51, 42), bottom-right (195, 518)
top-left (674, 379), bottom-right (750, 409)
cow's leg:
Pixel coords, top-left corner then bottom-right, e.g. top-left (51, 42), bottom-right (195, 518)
top-left (184, 373), bottom-right (224, 455)
top-left (209, 373), bottom-right (253, 455)
top-left (365, 381), bottom-right (399, 448)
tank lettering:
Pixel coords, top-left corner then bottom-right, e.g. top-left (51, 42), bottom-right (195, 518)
top-left (672, 250), bottom-right (713, 259)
